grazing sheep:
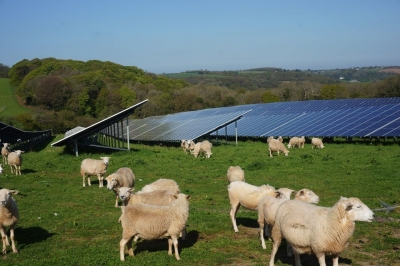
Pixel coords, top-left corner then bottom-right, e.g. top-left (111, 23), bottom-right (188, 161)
top-left (180, 140), bottom-right (189, 154)
top-left (0, 188), bottom-right (19, 255)
top-left (227, 166), bottom-right (245, 183)
top-left (298, 136), bottom-right (305, 148)
top-left (140, 178), bottom-right (180, 195)
top-left (258, 188), bottom-right (320, 250)
top-left (269, 197), bottom-right (374, 266)
top-left (287, 137), bottom-right (299, 149)
top-left (277, 136), bottom-right (283, 143)
top-left (311, 137), bottom-right (325, 149)
top-left (80, 157), bottom-right (110, 187)
top-left (106, 167), bottom-right (135, 207)
top-left (7, 150), bottom-right (24, 176)
top-left (228, 181), bottom-right (277, 232)
top-left (268, 138), bottom-right (289, 157)
top-left (119, 193), bottom-right (190, 261)
top-left (186, 140), bottom-right (195, 154)
top-left (200, 140), bottom-right (213, 158)
top-left (1, 143), bottom-right (10, 165)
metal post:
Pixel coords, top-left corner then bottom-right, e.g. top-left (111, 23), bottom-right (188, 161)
top-left (75, 140), bottom-right (78, 157)
top-left (235, 121), bottom-right (238, 146)
top-left (126, 117), bottom-right (130, 150)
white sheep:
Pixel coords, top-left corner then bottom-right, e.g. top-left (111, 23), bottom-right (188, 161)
top-left (186, 140), bottom-right (195, 154)
top-left (1, 143), bottom-right (10, 165)
top-left (268, 138), bottom-right (289, 157)
top-left (277, 136), bottom-right (283, 143)
top-left (227, 166), bottom-right (245, 183)
top-left (228, 181), bottom-right (277, 232)
top-left (258, 188), bottom-right (320, 250)
top-left (140, 178), bottom-right (180, 195)
top-left (180, 140), bottom-right (188, 154)
top-left (287, 137), bottom-right (299, 149)
top-left (191, 142), bottom-right (202, 157)
top-left (200, 140), bottom-right (213, 158)
top-left (0, 188), bottom-right (19, 255)
top-left (119, 193), bottom-right (190, 261)
top-left (269, 197), bottom-right (374, 266)
top-left (311, 137), bottom-right (325, 149)
top-left (7, 150), bottom-right (24, 175)
top-left (106, 167), bottom-right (135, 207)
top-left (80, 157), bottom-right (110, 187)
top-left (298, 136), bottom-right (305, 148)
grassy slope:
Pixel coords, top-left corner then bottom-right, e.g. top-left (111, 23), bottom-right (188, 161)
top-left (0, 138), bottom-right (399, 265)
top-left (0, 78), bottom-right (30, 117)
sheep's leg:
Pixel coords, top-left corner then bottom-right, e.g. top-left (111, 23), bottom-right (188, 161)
top-left (87, 176), bottom-right (91, 186)
top-left (332, 255), bottom-right (339, 266)
top-left (315, 252), bottom-right (327, 266)
top-left (286, 242), bottom-right (293, 257)
top-left (0, 227), bottom-right (7, 255)
top-left (168, 237), bottom-right (173, 256)
top-left (9, 228), bottom-right (17, 253)
top-left (293, 249), bottom-right (303, 266)
top-left (17, 166), bottom-right (21, 175)
top-left (120, 237), bottom-right (130, 261)
top-left (171, 235), bottom-right (181, 260)
top-left (230, 203), bottom-right (240, 232)
top-left (9, 164), bottom-right (14, 174)
top-left (115, 195), bottom-right (119, 208)
top-left (269, 149), bottom-right (273, 157)
top-left (127, 237), bottom-right (134, 257)
top-left (268, 230), bottom-right (281, 266)
top-left (180, 226), bottom-right (187, 240)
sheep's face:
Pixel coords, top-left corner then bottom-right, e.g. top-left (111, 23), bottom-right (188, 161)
top-left (106, 175), bottom-right (118, 190)
top-left (118, 187), bottom-right (133, 201)
top-left (3, 143), bottom-right (9, 148)
top-left (284, 150), bottom-right (289, 156)
top-left (100, 157), bottom-right (111, 166)
top-left (342, 197), bottom-right (374, 222)
top-left (0, 189), bottom-right (18, 206)
top-left (296, 189), bottom-right (319, 204)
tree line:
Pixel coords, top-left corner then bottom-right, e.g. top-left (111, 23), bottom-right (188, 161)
top-left (1, 58), bottom-right (400, 134)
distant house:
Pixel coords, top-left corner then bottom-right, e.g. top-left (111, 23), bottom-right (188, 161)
top-left (339, 77), bottom-right (344, 80)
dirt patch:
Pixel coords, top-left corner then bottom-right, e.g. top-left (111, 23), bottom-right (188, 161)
top-left (378, 68), bottom-right (400, 73)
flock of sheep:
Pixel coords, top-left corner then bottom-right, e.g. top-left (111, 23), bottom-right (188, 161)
top-left (226, 164), bottom-right (374, 266)
top-left (267, 136), bottom-right (325, 157)
top-left (0, 138), bottom-right (375, 266)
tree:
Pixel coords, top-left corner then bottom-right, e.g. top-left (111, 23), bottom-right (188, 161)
top-left (36, 76), bottom-right (71, 110)
top-left (119, 86), bottom-right (137, 108)
top-left (262, 91), bottom-right (280, 103)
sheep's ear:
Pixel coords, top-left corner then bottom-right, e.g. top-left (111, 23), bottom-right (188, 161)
top-left (128, 187), bottom-right (134, 192)
top-left (10, 190), bottom-right (19, 195)
top-left (113, 187), bottom-right (119, 193)
top-left (345, 203), bottom-right (353, 211)
top-left (186, 195), bottom-right (191, 200)
top-left (340, 196), bottom-right (348, 200)
top-left (299, 190), bottom-right (305, 196)
top-left (275, 191), bottom-right (280, 198)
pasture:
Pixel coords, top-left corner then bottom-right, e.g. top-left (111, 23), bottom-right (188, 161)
top-left (0, 137), bottom-right (399, 265)
top-left (0, 78), bottom-right (30, 117)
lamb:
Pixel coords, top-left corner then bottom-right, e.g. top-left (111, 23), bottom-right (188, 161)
top-left (106, 167), bottom-right (135, 207)
top-left (227, 166), bottom-right (245, 183)
top-left (228, 181), bottom-right (277, 232)
top-left (311, 137), bottom-right (325, 149)
top-left (269, 197), bottom-right (374, 266)
top-left (0, 188), bottom-right (19, 255)
top-left (80, 157), bottom-right (110, 187)
top-left (268, 138), bottom-right (289, 157)
top-left (119, 193), bottom-right (190, 261)
top-left (287, 137), bottom-right (299, 149)
top-left (7, 150), bottom-right (24, 175)
top-left (298, 136), bottom-right (305, 148)
top-left (200, 140), bottom-right (213, 158)
top-left (140, 178), bottom-right (180, 195)
top-left (1, 143), bottom-right (10, 165)
top-left (258, 188), bottom-right (320, 250)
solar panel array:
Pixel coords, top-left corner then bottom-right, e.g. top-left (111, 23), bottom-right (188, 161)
top-left (125, 98), bottom-right (400, 142)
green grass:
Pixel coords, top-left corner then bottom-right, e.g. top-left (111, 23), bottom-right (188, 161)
top-left (0, 78), bottom-right (30, 116)
top-left (0, 138), bottom-right (399, 265)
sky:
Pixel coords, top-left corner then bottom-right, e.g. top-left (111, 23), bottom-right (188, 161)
top-left (1, 0), bottom-right (399, 74)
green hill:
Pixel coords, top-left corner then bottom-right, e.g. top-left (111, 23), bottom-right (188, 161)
top-left (0, 78), bottom-right (30, 117)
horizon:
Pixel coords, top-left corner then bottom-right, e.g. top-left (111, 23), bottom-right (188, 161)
top-left (1, 1), bottom-right (399, 74)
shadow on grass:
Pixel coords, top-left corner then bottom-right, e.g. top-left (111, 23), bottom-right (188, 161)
top-left (236, 217), bottom-right (259, 229)
top-left (272, 241), bottom-right (352, 266)
top-left (15, 226), bottom-right (56, 250)
top-left (133, 230), bottom-right (199, 256)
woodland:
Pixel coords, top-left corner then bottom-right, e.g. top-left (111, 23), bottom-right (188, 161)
top-left (0, 59), bottom-right (399, 134)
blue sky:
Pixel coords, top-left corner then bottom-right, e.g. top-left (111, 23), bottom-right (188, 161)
top-left (1, 0), bottom-right (399, 74)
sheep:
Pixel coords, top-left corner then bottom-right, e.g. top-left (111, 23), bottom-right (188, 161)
top-left (186, 140), bottom-right (195, 154)
top-left (191, 142), bottom-right (202, 157)
top-left (298, 136), bottom-right (305, 148)
top-left (7, 150), bottom-right (24, 176)
top-left (269, 197), bottom-right (374, 266)
top-left (268, 138), bottom-right (289, 157)
top-left (106, 167), bottom-right (135, 207)
top-left (117, 187), bottom-right (187, 241)
top-left (227, 166), bottom-right (245, 183)
top-left (140, 178), bottom-right (180, 195)
top-left (200, 140), bottom-right (213, 158)
top-left (258, 188), bottom-right (320, 250)
top-left (287, 137), bottom-right (299, 149)
top-left (80, 157), bottom-right (110, 187)
top-left (311, 137), bottom-right (325, 149)
top-left (228, 181), bottom-right (277, 233)
top-left (0, 188), bottom-right (19, 255)
top-left (1, 143), bottom-right (10, 165)
top-left (119, 193), bottom-right (190, 261)
top-left (277, 136), bottom-right (283, 143)
top-left (180, 139), bottom-right (188, 154)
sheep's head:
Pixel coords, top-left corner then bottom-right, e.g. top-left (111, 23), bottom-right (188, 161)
top-left (100, 157), bottom-right (111, 166)
top-left (0, 188), bottom-right (18, 207)
top-left (277, 188), bottom-right (294, 199)
top-left (106, 174), bottom-right (119, 190)
top-left (2, 143), bottom-right (9, 148)
top-left (283, 150), bottom-right (289, 156)
top-left (339, 197), bottom-right (374, 222)
top-left (117, 187), bottom-right (134, 201)
top-left (295, 189), bottom-right (319, 204)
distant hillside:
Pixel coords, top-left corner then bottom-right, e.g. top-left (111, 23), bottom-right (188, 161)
top-left (0, 78), bottom-right (30, 117)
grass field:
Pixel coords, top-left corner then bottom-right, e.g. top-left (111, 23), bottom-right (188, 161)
top-left (0, 78), bottom-right (30, 117)
top-left (0, 137), bottom-right (399, 265)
